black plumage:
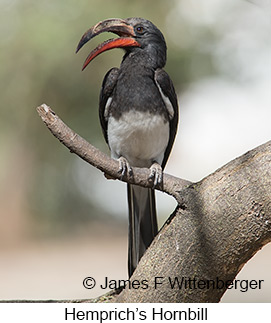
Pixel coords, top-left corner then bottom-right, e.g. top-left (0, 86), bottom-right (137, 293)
top-left (77, 17), bottom-right (179, 277)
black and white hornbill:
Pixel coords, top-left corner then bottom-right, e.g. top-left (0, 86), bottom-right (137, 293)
top-left (76, 18), bottom-right (179, 277)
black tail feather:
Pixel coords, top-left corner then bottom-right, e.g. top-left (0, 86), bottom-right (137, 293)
top-left (127, 184), bottom-right (158, 277)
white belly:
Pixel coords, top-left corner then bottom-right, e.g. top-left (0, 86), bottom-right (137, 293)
top-left (107, 110), bottom-right (169, 168)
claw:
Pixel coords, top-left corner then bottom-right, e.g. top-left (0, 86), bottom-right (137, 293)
top-left (118, 156), bottom-right (133, 179)
top-left (149, 162), bottom-right (163, 187)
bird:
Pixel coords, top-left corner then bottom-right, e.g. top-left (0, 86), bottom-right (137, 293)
top-left (76, 17), bottom-right (179, 277)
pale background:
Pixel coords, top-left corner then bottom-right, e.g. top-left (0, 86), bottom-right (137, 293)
top-left (0, 0), bottom-right (270, 302)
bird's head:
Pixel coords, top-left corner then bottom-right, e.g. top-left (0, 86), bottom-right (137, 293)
top-left (76, 17), bottom-right (167, 70)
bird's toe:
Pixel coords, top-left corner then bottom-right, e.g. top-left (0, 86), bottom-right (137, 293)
top-left (149, 162), bottom-right (163, 187)
top-left (118, 156), bottom-right (133, 179)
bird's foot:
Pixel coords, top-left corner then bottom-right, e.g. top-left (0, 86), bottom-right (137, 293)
top-left (149, 162), bottom-right (163, 188)
top-left (117, 156), bottom-right (133, 179)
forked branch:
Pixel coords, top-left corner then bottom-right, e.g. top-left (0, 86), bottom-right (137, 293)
top-left (36, 103), bottom-right (271, 303)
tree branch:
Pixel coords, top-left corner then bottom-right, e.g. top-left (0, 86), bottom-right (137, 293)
top-left (36, 104), bottom-right (191, 201)
top-left (34, 103), bottom-right (271, 303)
top-left (117, 139), bottom-right (271, 302)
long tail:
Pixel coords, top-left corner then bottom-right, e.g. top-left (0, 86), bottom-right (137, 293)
top-left (127, 184), bottom-right (158, 277)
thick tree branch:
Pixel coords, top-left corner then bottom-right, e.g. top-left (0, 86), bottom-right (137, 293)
top-left (34, 103), bottom-right (271, 303)
top-left (117, 139), bottom-right (271, 302)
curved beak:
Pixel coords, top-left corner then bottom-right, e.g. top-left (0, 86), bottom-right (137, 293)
top-left (76, 18), bottom-right (141, 71)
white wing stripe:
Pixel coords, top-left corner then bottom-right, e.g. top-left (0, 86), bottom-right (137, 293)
top-left (155, 81), bottom-right (175, 120)
top-left (104, 97), bottom-right (112, 120)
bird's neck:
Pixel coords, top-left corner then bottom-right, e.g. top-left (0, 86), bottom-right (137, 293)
top-left (121, 47), bottom-right (166, 70)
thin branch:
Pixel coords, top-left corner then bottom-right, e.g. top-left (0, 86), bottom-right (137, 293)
top-left (36, 103), bottom-right (191, 200)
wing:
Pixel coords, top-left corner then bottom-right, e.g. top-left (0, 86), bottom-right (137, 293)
top-left (155, 68), bottom-right (179, 169)
top-left (99, 67), bottom-right (119, 143)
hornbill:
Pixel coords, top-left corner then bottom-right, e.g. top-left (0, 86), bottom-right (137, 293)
top-left (76, 18), bottom-right (179, 277)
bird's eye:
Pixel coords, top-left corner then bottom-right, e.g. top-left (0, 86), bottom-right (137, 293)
top-left (136, 26), bottom-right (144, 34)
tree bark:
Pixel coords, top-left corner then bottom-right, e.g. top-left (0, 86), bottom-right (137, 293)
top-left (35, 104), bottom-right (271, 303)
top-left (118, 140), bottom-right (271, 302)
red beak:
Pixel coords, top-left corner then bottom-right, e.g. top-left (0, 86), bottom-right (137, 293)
top-left (76, 18), bottom-right (141, 71)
